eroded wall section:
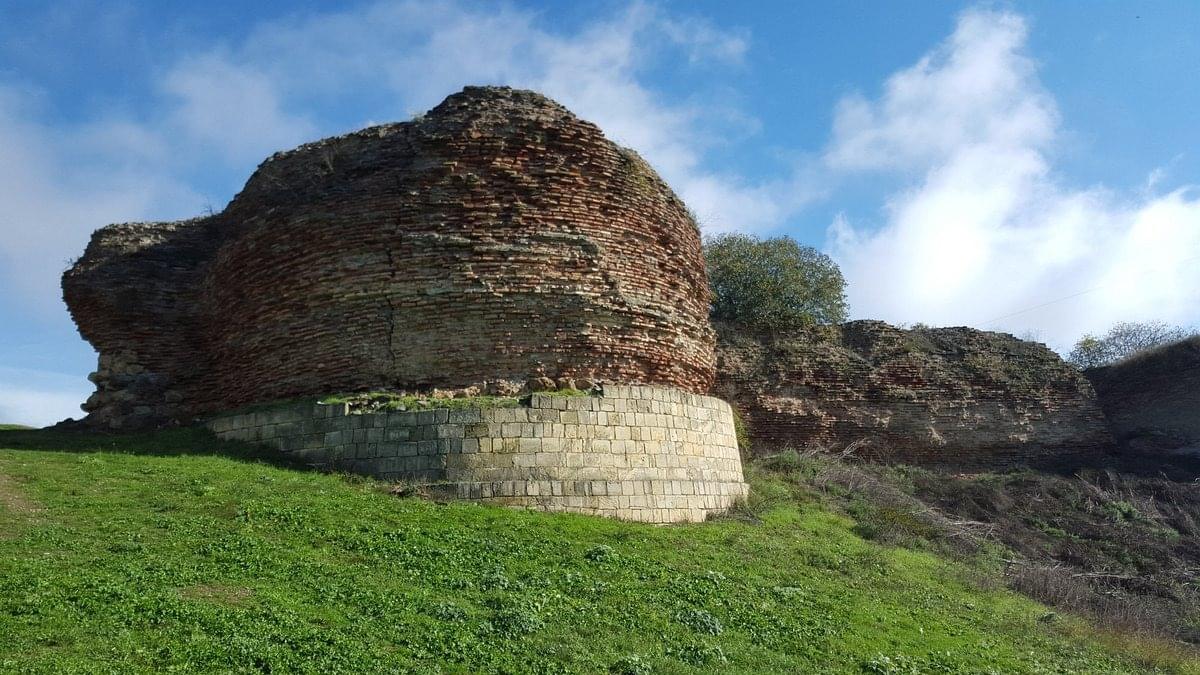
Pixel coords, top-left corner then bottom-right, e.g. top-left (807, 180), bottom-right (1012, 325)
top-left (64, 86), bottom-right (714, 429)
top-left (715, 321), bottom-right (1113, 468)
top-left (1086, 337), bottom-right (1200, 458)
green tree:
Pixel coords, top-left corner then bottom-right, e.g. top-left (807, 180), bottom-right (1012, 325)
top-left (1066, 335), bottom-right (1109, 370)
top-left (1067, 321), bottom-right (1196, 369)
top-left (704, 233), bottom-right (847, 331)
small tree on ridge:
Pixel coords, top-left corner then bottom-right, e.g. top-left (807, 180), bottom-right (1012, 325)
top-left (1067, 321), bottom-right (1197, 369)
top-left (704, 233), bottom-right (848, 332)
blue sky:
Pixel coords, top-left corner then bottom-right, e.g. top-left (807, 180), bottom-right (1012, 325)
top-left (1, 1), bottom-right (1198, 426)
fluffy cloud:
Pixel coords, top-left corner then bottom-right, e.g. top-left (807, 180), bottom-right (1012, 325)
top-left (826, 9), bottom-right (1200, 349)
top-left (0, 86), bottom-right (201, 319)
top-left (186, 0), bottom-right (797, 232)
top-left (163, 53), bottom-right (317, 165)
top-left (0, 367), bottom-right (92, 427)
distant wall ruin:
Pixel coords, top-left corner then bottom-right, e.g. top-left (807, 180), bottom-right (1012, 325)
top-left (714, 321), bottom-right (1115, 468)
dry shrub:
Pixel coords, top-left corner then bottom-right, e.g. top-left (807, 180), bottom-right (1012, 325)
top-left (1007, 562), bottom-right (1195, 643)
top-left (751, 440), bottom-right (1200, 650)
top-left (812, 459), bottom-right (990, 558)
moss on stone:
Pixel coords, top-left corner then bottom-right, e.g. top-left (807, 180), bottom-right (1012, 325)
top-left (318, 388), bottom-right (596, 412)
top-left (318, 392), bottom-right (521, 411)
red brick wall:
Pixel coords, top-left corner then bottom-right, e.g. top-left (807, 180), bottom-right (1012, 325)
top-left (1086, 337), bottom-right (1200, 456)
top-left (714, 321), bottom-right (1114, 468)
top-left (63, 87), bottom-right (715, 428)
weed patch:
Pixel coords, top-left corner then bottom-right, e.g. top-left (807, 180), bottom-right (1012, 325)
top-left (752, 444), bottom-right (1200, 667)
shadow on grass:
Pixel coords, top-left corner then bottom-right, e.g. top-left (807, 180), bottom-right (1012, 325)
top-left (1001, 445), bottom-right (1200, 483)
top-left (0, 426), bottom-right (308, 471)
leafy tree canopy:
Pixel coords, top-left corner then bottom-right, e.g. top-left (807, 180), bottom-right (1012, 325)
top-left (704, 233), bottom-right (847, 331)
top-left (1067, 321), bottom-right (1197, 369)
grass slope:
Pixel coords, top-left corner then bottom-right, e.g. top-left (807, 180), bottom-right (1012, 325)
top-left (0, 428), bottom-right (1177, 673)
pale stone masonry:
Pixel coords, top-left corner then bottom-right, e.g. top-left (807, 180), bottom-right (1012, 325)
top-left (208, 385), bottom-right (748, 523)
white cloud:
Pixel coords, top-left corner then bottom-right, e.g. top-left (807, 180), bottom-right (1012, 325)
top-left (659, 15), bottom-right (749, 64)
top-left (0, 367), bottom-right (92, 428)
top-left (0, 85), bottom-right (202, 318)
top-left (826, 10), bottom-right (1056, 173)
top-left (826, 9), bottom-right (1200, 349)
top-left (163, 53), bottom-right (317, 165)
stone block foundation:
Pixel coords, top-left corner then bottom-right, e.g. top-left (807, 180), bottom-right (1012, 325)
top-left (207, 384), bottom-right (748, 523)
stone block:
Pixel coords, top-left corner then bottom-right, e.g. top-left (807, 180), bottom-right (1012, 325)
top-left (448, 408), bottom-right (482, 424)
top-left (436, 424), bottom-right (465, 439)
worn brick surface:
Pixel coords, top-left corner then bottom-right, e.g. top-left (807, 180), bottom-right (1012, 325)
top-left (63, 86), bottom-right (714, 429)
top-left (208, 385), bottom-right (748, 523)
top-left (1086, 337), bottom-right (1200, 457)
top-left (714, 321), bottom-right (1115, 468)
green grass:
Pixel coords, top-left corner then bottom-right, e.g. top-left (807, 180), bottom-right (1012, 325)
top-left (0, 428), bottom-right (1181, 673)
top-left (0, 424), bottom-right (32, 431)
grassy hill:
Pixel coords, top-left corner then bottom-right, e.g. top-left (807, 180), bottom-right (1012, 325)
top-left (0, 427), bottom-right (1193, 673)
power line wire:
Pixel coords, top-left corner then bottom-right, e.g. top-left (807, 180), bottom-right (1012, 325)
top-left (982, 286), bottom-right (1104, 326)
top-left (980, 253), bottom-right (1200, 328)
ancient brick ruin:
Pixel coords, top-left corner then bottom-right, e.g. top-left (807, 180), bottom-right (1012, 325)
top-left (63, 86), bottom-right (746, 522)
top-left (62, 83), bottom-right (1131, 517)
top-left (714, 321), bottom-right (1115, 468)
top-left (64, 86), bottom-right (714, 430)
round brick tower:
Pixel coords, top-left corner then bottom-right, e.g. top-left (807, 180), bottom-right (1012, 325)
top-left (64, 86), bottom-right (716, 427)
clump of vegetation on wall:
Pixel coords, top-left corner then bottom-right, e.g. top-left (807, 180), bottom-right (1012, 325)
top-left (730, 407), bottom-right (751, 454)
top-left (319, 389), bottom-right (592, 413)
top-left (704, 233), bottom-right (847, 332)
